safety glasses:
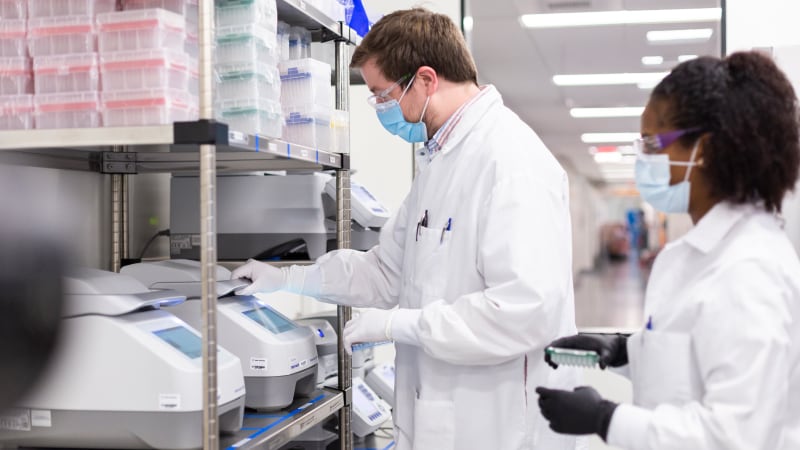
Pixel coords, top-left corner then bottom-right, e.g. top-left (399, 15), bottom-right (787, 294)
top-left (366, 73), bottom-right (411, 109)
top-left (633, 128), bottom-right (701, 154)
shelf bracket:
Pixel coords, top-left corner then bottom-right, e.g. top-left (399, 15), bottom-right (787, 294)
top-left (173, 119), bottom-right (229, 146)
top-left (101, 152), bottom-right (137, 174)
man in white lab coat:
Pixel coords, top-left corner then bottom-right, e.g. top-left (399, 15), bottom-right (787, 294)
top-left (537, 51), bottom-right (800, 449)
top-left (233, 8), bottom-right (579, 449)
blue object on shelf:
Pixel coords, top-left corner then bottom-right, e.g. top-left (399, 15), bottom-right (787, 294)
top-left (348, 0), bottom-right (371, 37)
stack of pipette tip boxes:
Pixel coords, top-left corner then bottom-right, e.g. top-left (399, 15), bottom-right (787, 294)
top-left (98, 1), bottom-right (198, 127)
top-left (214, 0), bottom-right (282, 138)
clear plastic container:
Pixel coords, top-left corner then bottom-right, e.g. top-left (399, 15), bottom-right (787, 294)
top-left (34, 91), bottom-right (101, 129)
top-left (216, 0), bottom-right (277, 32)
top-left (101, 87), bottom-right (194, 126)
top-left (279, 58), bottom-right (332, 109)
top-left (330, 109), bottom-right (349, 153)
top-left (122, 0), bottom-right (198, 34)
top-left (97, 8), bottom-right (185, 53)
top-left (184, 29), bottom-right (198, 59)
top-left (277, 21), bottom-right (290, 62)
top-left (100, 48), bottom-right (189, 92)
top-left (545, 347), bottom-right (600, 368)
top-left (215, 61), bottom-right (280, 103)
top-left (215, 24), bottom-right (278, 66)
top-left (0, 0), bottom-right (27, 19)
top-left (0, 94), bottom-right (34, 130)
top-left (282, 105), bottom-right (331, 151)
top-left (27, 16), bottom-right (96, 57)
top-left (34, 53), bottom-right (99, 94)
top-left (0, 56), bottom-right (32, 95)
top-left (27, 0), bottom-right (117, 18)
top-left (216, 97), bottom-right (281, 138)
top-left (0, 19), bottom-right (27, 58)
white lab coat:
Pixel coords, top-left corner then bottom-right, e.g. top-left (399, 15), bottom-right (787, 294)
top-left (313, 86), bottom-right (580, 449)
top-left (606, 202), bottom-right (800, 449)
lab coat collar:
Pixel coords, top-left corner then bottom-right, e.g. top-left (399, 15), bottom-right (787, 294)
top-left (682, 202), bottom-right (762, 254)
top-left (436, 85), bottom-right (502, 156)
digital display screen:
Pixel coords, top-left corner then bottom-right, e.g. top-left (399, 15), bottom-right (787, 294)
top-left (243, 306), bottom-right (296, 334)
top-left (353, 383), bottom-right (380, 417)
top-left (153, 326), bottom-right (202, 359)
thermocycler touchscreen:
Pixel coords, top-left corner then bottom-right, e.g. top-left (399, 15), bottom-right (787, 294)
top-left (243, 306), bottom-right (296, 334)
top-left (153, 326), bottom-right (203, 359)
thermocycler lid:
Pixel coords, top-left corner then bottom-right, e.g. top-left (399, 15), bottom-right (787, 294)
top-left (63, 268), bottom-right (186, 318)
top-left (120, 259), bottom-right (247, 298)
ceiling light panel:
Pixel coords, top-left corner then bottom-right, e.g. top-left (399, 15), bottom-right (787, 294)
top-left (678, 54), bottom-right (698, 62)
top-left (581, 132), bottom-right (640, 143)
top-left (519, 8), bottom-right (721, 28)
top-left (646, 28), bottom-right (713, 42)
top-left (641, 56), bottom-right (664, 65)
top-left (553, 72), bottom-right (669, 86)
top-left (570, 107), bottom-right (645, 118)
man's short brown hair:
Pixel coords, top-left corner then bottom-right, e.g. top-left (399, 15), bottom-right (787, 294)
top-left (350, 8), bottom-right (478, 86)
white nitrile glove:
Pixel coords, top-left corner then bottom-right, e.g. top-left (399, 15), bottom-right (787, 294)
top-left (231, 259), bottom-right (286, 296)
top-left (343, 309), bottom-right (397, 355)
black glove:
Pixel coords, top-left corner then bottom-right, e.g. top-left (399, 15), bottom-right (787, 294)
top-left (535, 386), bottom-right (618, 441)
top-left (544, 333), bottom-right (628, 369)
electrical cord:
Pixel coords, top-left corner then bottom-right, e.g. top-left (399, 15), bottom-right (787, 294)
top-left (138, 229), bottom-right (170, 259)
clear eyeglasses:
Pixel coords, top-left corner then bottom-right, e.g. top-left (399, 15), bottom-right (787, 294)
top-left (633, 128), bottom-right (701, 154)
top-left (366, 73), bottom-right (411, 109)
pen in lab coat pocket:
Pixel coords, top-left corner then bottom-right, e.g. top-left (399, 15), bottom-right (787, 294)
top-left (440, 218), bottom-right (452, 243)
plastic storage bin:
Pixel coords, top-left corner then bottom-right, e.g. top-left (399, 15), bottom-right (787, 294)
top-left (0, 19), bottom-right (27, 58)
top-left (0, 94), bottom-right (34, 130)
top-left (216, 0), bottom-right (277, 31)
top-left (0, 57), bottom-right (32, 95)
top-left (215, 24), bottom-right (278, 66)
top-left (122, 0), bottom-right (198, 35)
top-left (330, 109), bottom-right (349, 153)
top-left (283, 105), bottom-right (331, 151)
top-left (97, 9), bottom-right (185, 53)
top-left (27, 16), bottom-right (96, 57)
top-left (279, 58), bottom-right (332, 109)
top-left (216, 98), bottom-right (281, 137)
top-left (100, 49), bottom-right (189, 91)
top-left (101, 88), bottom-right (193, 126)
top-left (0, 0), bottom-right (26, 19)
top-left (215, 61), bottom-right (280, 103)
top-left (34, 53), bottom-right (99, 94)
top-left (27, 0), bottom-right (116, 18)
top-left (34, 91), bottom-right (100, 129)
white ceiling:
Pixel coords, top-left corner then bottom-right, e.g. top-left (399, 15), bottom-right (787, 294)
top-left (466, 0), bottom-right (722, 183)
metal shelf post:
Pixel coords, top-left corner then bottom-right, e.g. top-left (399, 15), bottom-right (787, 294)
top-left (198, 1), bottom-right (219, 450)
top-left (334, 39), bottom-right (353, 450)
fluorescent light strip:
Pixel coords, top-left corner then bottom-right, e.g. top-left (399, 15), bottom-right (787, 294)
top-left (647, 28), bottom-right (713, 42)
top-left (641, 56), bottom-right (663, 65)
top-left (678, 54), bottom-right (698, 62)
top-left (582, 132), bottom-right (640, 143)
top-left (570, 107), bottom-right (644, 118)
top-left (553, 72), bottom-right (668, 86)
top-left (520, 8), bottom-right (721, 28)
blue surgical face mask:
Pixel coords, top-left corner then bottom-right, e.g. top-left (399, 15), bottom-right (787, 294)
top-left (375, 75), bottom-right (431, 143)
top-left (634, 141), bottom-right (700, 213)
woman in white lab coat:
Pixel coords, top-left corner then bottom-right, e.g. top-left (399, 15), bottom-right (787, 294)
top-left (233, 7), bottom-right (581, 450)
top-left (536, 51), bottom-right (800, 449)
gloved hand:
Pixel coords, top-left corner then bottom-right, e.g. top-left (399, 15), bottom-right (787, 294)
top-left (343, 309), bottom-right (397, 355)
top-left (231, 259), bottom-right (287, 296)
top-left (545, 333), bottom-right (628, 369)
top-left (535, 386), bottom-right (618, 441)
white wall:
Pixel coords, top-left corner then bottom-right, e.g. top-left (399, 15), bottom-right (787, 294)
top-left (726, 0), bottom-right (800, 255)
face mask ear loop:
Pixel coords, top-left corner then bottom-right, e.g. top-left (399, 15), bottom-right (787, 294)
top-left (398, 74), bottom-right (416, 104)
top-left (418, 96), bottom-right (431, 123)
top-left (683, 140), bottom-right (701, 182)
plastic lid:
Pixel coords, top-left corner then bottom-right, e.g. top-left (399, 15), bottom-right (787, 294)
top-left (100, 48), bottom-right (188, 71)
top-left (101, 88), bottom-right (191, 110)
top-left (34, 53), bottom-right (98, 75)
top-left (0, 56), bottom-right (30, 74)
top-left (28, 16), bottom-right (94, 37)
top-left (0, 94), bottom-right (33, 114)
top-left (216, 23), bottom-right (277, 47)
top-left (35, 92), bottom-right (100, 113)
top-left (215, 61), bottom-right (278, 83)
top-left (0, 19), bottom-right (26, 37)
top-left (96, 8), bottom-right (185, 32)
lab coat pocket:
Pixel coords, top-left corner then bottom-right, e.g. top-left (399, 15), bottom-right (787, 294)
top-left (412, 226), bottom-right (451, 297)
top-left (628, 330), bottom-right (700, 408)
top-left (412, 398), bottom-right (455, 450)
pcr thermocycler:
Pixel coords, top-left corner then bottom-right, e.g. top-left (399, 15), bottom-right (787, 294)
top-left (0, 268), bottom-right (246, 450)
top-left (122, 259), bottom-right (319, 411)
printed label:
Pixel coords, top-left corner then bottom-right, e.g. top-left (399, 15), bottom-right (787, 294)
top-left (229, 131), bottom-right (248, 145)
top-left (300, 149), bottom-right (309, 158)
top-left (190, 234), bottom-right (201, 246)
top-left (170, 234), bottom-right (192, 252)
top-left (0, 409), bottom-right (30, 431)
top-left (250, 357), bottom-right (268, 371)
top-left (30, 410), bottom-right (51, 428)
top-left (159, 394), bottom-right (181, 410)
top-left (289, 357), bottom-right (299, 370)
